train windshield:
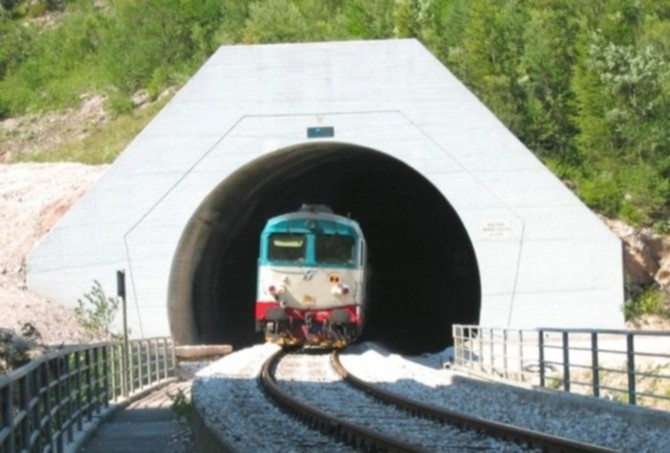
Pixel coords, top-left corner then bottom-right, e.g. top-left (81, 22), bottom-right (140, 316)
top-left (268, 234), bottom-right (306, 262)
top-left (316, 235), bottom-right (355, 265)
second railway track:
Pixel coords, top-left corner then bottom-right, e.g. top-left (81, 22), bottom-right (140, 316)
top-left (261, 348), bottom-right (618, 452)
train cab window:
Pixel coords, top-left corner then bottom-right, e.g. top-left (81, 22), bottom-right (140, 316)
top-left (316, 235), bottom-right (355, 265)
top-left (268, 234), bottom-right (306, 262)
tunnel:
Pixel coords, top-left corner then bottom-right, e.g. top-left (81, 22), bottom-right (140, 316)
top-left (168, 142), bottom-right (480, 355)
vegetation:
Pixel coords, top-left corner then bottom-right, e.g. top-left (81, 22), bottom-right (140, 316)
top-left (11, 95), bottom-right (171, 164)
top-left (1, 1), bottom-right (669, 317)
top-left (168, 388), bottom-right (193, 420)
top-left (0, 322), bottom-right (43, 372)
top-left (624, 284), bottom-right (667, 319)
top-left (566, 362), bottom-right (670, 411)
top-left (74, 280), bottom-right (119, 341)
top-left (1, 0), bottom-right (668, 229)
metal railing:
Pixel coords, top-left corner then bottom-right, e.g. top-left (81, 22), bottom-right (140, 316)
top-left (0, 337), bottom-right (175, 453)
top-left (453, 325), bottom-right (670, 410)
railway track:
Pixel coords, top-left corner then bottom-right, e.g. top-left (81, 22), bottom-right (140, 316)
top-left (260, 348), bottom-right (619, 452)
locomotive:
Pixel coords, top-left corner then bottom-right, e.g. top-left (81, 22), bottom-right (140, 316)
top-left (255, 205), bottom-right (366, 348)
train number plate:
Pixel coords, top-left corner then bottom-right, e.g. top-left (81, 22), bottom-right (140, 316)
top-left (302, 294), bottom-right (316, 305)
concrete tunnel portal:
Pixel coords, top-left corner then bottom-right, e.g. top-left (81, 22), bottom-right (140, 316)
top-left (168, 142), bottom-right (481, 355)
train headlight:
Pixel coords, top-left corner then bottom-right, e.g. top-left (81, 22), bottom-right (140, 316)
top-left (331, 284), bottom-right (350, 296)
top-left (268, 284), bottom-right (286, 296)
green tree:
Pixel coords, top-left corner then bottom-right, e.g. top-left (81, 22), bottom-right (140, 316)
top-left (422, 0), bottom-right (469, 63)
top-left (518, 0), bottom-right (582, 168)
top-left (241, 0), bottom-right (311, 43)
top-left (572, 30), bottom-right (670, 224)
top-left (0, 2), bottom-right (104, 114)
top-left (343, 0), bottom-right (395, 39)
top-left (455, 0), bottom-right (529, 132)
top-left (100, 0), bottom-right (224, 94)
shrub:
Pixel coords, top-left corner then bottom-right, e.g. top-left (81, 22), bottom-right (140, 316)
top-left (168, 388), bottom-right (193, 420)
top-left (75, 280), bottom-right (119, 341)
top-left (0, 324), bottom-right (42, 373)
top-left (623, 284), bottom-right (666, 320)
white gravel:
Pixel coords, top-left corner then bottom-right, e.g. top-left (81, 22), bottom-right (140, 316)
top-left (275, 351), bottom-right (529, 452)
top-left (340, 343), bottom-right (670, 453)
top-left (193, 342), bottom-right (670, 452)
top-left (192, 343), bottom-right (356, 452)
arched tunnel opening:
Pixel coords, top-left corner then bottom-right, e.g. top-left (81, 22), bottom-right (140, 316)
top-left (168, 142), bottom-right (480, 355)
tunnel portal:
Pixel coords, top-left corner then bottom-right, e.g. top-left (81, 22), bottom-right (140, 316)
top-left (168, 142), bottom-right (480, 354)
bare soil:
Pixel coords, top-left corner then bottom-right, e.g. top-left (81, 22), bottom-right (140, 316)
top-left (0, 162), bottom-right (107, 345)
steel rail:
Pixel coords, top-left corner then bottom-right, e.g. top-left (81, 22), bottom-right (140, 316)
top-left (331, 351), bottom-right (619, 453)
top-left (259, 349), bottom-right (425, 452)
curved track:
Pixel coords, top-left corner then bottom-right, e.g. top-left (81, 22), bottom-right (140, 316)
top-left (260, 349), bottom-right (618, 452)
top-left (260, 349), bottom-right (418, 451)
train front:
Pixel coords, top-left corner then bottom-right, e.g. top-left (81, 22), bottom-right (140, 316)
top-left (255, 207), bottom-right (366, 348)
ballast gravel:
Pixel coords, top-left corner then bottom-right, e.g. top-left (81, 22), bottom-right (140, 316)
top-left (275, 351), bottom-right (531, 451)
top-left (193, 342), bottom-right (670, 452)
top-left (340, 343), bottom-right (670, 452)
top-left (192, 343), bottom-right (356, 452)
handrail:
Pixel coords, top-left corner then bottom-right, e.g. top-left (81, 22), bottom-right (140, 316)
top-left (452, 325), bottom-right (670, 410)
top-left (0, 337), bottom-right (175, 453)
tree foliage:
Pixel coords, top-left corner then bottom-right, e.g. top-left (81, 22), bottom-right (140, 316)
top-left (1, 0), bottom-right (669, 228)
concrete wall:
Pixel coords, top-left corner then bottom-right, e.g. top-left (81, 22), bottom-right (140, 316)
top-left (26, 39), bottom-right (624, 339)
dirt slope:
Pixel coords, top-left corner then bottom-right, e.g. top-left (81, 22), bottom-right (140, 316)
top-left (0, 162), bottom-right (107, 345)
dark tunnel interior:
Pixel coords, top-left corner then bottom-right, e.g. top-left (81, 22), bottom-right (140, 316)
top-left (168, 142), bottom-right (480, 355)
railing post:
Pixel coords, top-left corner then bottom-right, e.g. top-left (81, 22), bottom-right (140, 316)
top-left (118, 270), bottom-right (130, 398)
top-left (488, 328), bottom-right (494, 373)
top-left (19, 375), bottom-right (29, 448)
top-left (139, 341), bottom-right (145, 388)
top-left (95, 347), bottom-right (103, 414)
top-left (109, 344), bottom-right (117, 401)
top-left (171, 338), bottom-right (177, 376)
top-left (146, 340), bottom-right (152, 385)
top-left (1, 381), bottom-right (14, 453)
top-left (101, 346), bottom-right (109, 408)
top-left (151, 340), bottom-right (157, 383)
top-left (53, 357), bottom-right (64, 453)
top-left (163, 338), bottom-right (170, 379)
top-left (478, 328), bottom-right (484, 373)
top-left (518, 330), bottom-right (524, 382)
top-left (503, 329), bottom-right (509, 379)
top-left (562, 331), bottom-right (570, 392)
top-left (64, 351), bottom-right (74, 444)
top-left (122, 342), bottom-right (129, 398)
top-left (538, 329), bottom-right (545, 388)
top-left (627, 333), bottom-right (636, 405)
top-left (591, 332), bottom-right (600, 398)
top-left (85, 348), bottom-right (93, 421)
top-left (75, 350), bottom-right (83, 432)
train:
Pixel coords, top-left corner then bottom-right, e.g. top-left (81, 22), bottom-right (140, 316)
top-left (255, 205), bottom-right (367, 348)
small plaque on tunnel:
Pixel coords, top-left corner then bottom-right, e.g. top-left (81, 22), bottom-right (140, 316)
top-left (307, 126), bottom-right (334, 138)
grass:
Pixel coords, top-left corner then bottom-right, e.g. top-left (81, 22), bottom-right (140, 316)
top-left (624, 286), bottom-right (668, 321)
top-left (10, 95), bottom-right (171, 165)
top-left (552, 363), bottom-right (670, 411)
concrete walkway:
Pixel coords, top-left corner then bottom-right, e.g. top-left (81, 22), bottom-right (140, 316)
top-left (79, 381), bottom-right (194, 453)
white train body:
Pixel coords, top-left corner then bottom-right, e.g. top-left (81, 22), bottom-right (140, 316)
top-left (255, 206), bottom-right (366, 347)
